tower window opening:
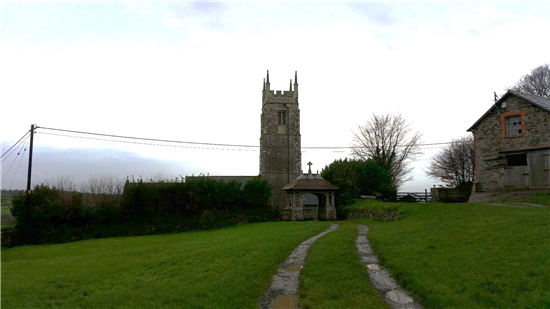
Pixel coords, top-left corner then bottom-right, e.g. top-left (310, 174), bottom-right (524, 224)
top-left (278, 111), bottom-right (287, 125)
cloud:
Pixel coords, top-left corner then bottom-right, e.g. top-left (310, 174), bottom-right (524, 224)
top-left (170, 2), bottom-right (227, 30)
top-left (466, 19), bottom-right (505, 38)
top-left (188, 2), bottom-right (227, 14)
top-left (0, 145), bottom-right (199, 190)
top-left (347, 3), bottom-right (397, 26)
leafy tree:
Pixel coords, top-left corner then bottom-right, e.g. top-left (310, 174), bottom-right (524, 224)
top-left (426, 135), bottom-right (474, 188)
top-left (321, 158), bottom-right (394, 205)
top-left (350, 113), bottom-right (422, 189)
top-left (508, 63), bottom-right (550, 98)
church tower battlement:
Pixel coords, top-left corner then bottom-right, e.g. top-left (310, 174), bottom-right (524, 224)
top-left (262, 70), bottom-right (299, 103)
top-left (260, 70), bottom-right (302, 209)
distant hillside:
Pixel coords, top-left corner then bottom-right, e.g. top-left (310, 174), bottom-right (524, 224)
top-left (1, 189), bottom-right (24, 198)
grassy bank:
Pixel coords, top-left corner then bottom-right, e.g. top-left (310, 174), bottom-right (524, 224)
top-left (2, 221), bottom-right (329, 309)
top-left (352, 199), bottom-right (550, 309)
top-left (298, 221), bottom-right (387, 309)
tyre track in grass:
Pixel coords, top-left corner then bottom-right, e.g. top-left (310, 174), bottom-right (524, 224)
top-left (357, 224), bottom-right (422, 309)
top-left (259, 223), bottom-right (339, 309)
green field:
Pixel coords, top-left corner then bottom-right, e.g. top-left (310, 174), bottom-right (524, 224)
top-left (1, 197), bottom-right (16, 227)
top-left (2, 201), bottom-right (549, 308)
top-left (496, 192), bottom-right (550, 206)
top-left (2, 222), bottom-right (330, 308)
top-left (353, 199), bottom-right (550, 309)
top-left (299, 221), bottom-right (387, 309)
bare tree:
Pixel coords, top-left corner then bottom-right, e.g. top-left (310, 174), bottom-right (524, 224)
top-left (350, 113), bottom-right (423, 189)
top-left (426, 135), bottom-right (474, 188)
top-left (81, 174), bottom-right (125, 196)
top-left (508, 63), bottom-right (550, 98)
top-left (42, 174), bottom-right (77, 199)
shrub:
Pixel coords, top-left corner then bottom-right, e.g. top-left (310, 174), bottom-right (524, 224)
top-left (398, 195), bottom-right (418, 203)
top-left (242, 178), bottom-right (273, 210)
top-left (7, 177), bottom-right (275, 246)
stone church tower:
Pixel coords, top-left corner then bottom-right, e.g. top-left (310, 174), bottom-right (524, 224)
top-left (260, 71), bottom-right (302, 210)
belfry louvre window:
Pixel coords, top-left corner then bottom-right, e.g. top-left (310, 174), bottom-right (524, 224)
top-left (278, 111), bottom-right (287, 125)
top-left (505, 115), bottom-right (522, 137)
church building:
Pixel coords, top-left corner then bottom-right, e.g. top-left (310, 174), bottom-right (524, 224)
top-left (187, 71), bottom-right (338, 220)
top-left (259, 71), bottom-right (337, 220)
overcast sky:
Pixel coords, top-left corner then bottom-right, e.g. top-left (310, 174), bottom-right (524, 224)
top-left (1, 2), bottom-right (549, 192)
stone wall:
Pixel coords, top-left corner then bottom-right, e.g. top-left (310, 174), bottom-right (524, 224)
top-left (346, 209), bottom-right (399, 221)
top-left (431, 187), bottom-right (471, 203)
top-left (470, 96), bottom-right (550, 191)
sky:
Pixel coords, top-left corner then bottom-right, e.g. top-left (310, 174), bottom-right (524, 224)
top-left (1, 1), bottom-right (549, 192)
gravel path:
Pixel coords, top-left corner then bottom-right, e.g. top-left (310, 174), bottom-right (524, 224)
top-left (356, 224), bottom-right (422, 309)
top-left (259, 223), bottom-right (339, 309)
top-left (486, 203), bottom-right (548, 208)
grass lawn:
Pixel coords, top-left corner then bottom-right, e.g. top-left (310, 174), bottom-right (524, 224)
top-left (497, 192), bottom-right (550, 206)
top-left (2, 221), bottom-right (330, 309)
top-left (298, 221), bottom-right (388, 309)
top-left (352, 200), bottom-right (550, 309)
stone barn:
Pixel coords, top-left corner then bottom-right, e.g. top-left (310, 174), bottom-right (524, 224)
top-left (467, 90), bottom-right (550, 193)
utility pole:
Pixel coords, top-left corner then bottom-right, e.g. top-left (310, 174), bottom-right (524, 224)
top-left (26, 124), bottom-right (35, 211)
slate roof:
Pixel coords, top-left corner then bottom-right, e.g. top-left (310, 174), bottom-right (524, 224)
top-left (282, 172), bottom-right (339, 190)
top-left (467, 90), bottom-right (550, 132)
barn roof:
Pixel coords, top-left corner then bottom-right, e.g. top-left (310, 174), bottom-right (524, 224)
top-left (467, 90), bottom-right (550, 132)
top-left (282, 171), bottom-right (339, 191)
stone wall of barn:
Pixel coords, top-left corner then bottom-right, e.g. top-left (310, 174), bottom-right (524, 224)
top-left (470, 96), bottom-right (550, 191)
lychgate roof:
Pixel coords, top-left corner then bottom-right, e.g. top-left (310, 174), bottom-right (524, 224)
top-left (467, 90), bottom-right (550, 132)
top-left (282, 171), bottom-right (339, 191)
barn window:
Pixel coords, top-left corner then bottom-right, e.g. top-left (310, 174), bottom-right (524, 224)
top-left (505, 115), bottom-right (522, 137)
top-left (278, 111), bottom-right (287, 125)
top-left (506, 153), bottom-right (527, 166)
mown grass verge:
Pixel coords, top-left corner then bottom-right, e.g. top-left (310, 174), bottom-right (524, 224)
top-left (298, 221), bottom-right (388, 309)
top-left (352, 200), bottom-right (550, 309)
top-left (2, 221), bottom-right (329, 309)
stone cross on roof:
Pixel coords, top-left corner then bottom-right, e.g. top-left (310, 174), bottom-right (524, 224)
top-left (307, 161), bottom-right (312, 172)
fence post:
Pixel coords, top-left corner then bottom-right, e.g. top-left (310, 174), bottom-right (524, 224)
top-left (425, 189), bottom-right (427, 202)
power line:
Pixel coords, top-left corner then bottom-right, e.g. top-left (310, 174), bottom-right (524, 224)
top-left (38, 131), bottom-right (449, 152)
top-left (1, 130), bottom-right (30, 159)
top-left (1, 134), bottom-right (30, 164)
top-left (37, 132), bottom-right (260, 151)
top-left (1, 138), bottom-right (28, 185)
top-left (9, 141), bottom-right (29, 189)
top-left (38, 126), bottom-right (260, 148)
top-left (37, 126), bottom-right (452, 149)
